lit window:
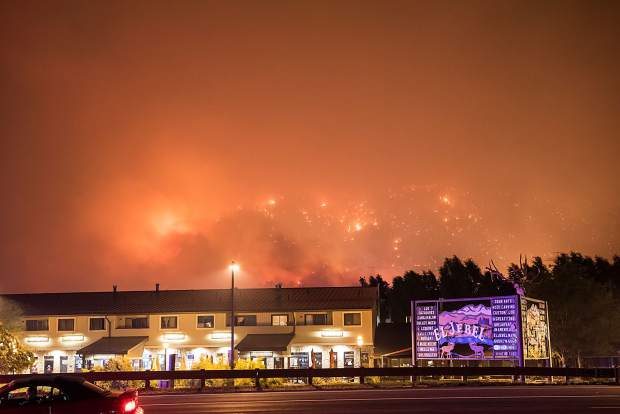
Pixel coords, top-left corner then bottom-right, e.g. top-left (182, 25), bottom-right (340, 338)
top-left (89, 318), bottom-right (105, 331)
top-left (25, 319), bottom-right (49, 331)
top-left (271, 314), bottom-right (288, 326)
top-left (344, 313), bottom-right (361, 326)
top-left (235, 315), bottom-right (257, 326)
top-left (57, 318), bottom-right (75, 331)
top-left (118, 316), bottom-right (149, 329)
top-left (160, 316), bottom-right (178, 329)
top-left (304, 314), bottom-right (328, 325)
top-left (197, 315), bottom-right (214, 328)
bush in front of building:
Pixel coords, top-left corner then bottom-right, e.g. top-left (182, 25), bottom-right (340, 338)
top-left (312, 376), bottom-right (357, 387)
top-left (88, 356), bottom-right (142, 391)
top-left (261, 376), bottom-right (286, 388)
top-left (190, 356), bottom-right (229, 388)
top-left (233, 358), bottom-right (265, 387)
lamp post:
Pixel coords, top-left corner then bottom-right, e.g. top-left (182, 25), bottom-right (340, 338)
top-left (163, 342), bottom-right (169, 371)
top-left (229, 261), bottom-right (240, 369)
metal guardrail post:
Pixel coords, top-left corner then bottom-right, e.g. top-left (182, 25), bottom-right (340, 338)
top-left (254, 369), bottom-right (261, 390)
top-left (144, 370), bottom-right (151, 391)
top-left (200, 370), bottom-right (206, 391)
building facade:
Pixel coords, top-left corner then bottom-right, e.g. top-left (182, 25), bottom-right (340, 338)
top-left (3, 286), bottom-right (377, 373)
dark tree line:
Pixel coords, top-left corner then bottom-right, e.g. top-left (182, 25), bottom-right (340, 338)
top-left (360, 252), bottom-right (620, 363)
top-left (360, 255), bottom-right (518, 324)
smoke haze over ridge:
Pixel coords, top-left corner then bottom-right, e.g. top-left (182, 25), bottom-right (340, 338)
top-left (1, 0), bottom-right (619, 292)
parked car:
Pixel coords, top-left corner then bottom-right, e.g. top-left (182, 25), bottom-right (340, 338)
top-left (0, 375), bottom-right (143, 414)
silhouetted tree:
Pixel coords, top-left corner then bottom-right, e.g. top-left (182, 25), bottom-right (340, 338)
top-left (612, 255), bottom-right (620, 299)
top-left (389, 270), bottom-right (439, 323)
top-left (359, 274), bottom-right (390, 324)
top-left (0, 298), bottom-right (22, 331)
top-left (438, 256), bottom-right (483, 298)
top-left (524, 252), bottom-right (620, 366)
top-left (507, 256), bottom-right (550, 288)
top-left (477, 270), bottom-right (515, 297)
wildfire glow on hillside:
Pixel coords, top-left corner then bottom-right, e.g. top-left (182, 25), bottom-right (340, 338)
top-left (1, 1), bottom-right (619, 292)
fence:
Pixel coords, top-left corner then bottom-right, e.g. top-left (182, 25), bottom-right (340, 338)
top-left (1, 367), bottom-right (618, 390)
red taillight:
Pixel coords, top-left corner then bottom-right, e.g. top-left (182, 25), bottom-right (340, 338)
top-left (122, 399), bottom-right (137, 413)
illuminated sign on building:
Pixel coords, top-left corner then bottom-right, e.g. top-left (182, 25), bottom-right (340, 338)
top-left (413, 295), bottom-right (548, 363)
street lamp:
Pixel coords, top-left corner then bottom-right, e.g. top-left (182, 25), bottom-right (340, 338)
top-left (163, 342), bottom-right (169, 371)
top-left (229, 261), bottom-right (240, 369)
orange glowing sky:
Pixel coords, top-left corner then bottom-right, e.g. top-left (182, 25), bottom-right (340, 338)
top-left (1, 1), bottom-right (619, 293)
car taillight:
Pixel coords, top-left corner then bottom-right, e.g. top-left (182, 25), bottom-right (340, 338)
top-left (122, 399), bottom-right (137, 413)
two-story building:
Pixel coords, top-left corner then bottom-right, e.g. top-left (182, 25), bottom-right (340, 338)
top-left (3, 286), bottom-right (377, 373)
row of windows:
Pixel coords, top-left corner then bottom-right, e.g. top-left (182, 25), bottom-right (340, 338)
top-left (26, 318), bottom-right (101, 332)
top-left (24, 312), bottom-right (362, 331)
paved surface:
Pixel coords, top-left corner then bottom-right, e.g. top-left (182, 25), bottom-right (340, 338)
top-left (140, 386), bottom-right (620, 413)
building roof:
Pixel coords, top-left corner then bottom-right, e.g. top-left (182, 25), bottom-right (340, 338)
top-left (2, 287), bottom-right (377, 316)
top-left (77, 336), bottom-right (148, 356)
top-left (236, 333), bottom-right (295, 352)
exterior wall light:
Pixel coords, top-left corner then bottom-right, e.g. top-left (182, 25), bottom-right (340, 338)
top-left (61, 334), bottom-right (85, 343)
top-left (210, 332), bottom-right (232, 340)
top-left (321, 330), bottom-right (344, 338)
top-left (25, 336), bottom-right (50, 344)
top-left (162, 333), bottom-right (186, 342)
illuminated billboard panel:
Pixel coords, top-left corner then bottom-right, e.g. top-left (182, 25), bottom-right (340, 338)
top-left (414, 296), bottom-right (520, 361)
top-left (521, 297), bottom-right (550, 360)
top-left (414, 295), bottom-right (550, 363)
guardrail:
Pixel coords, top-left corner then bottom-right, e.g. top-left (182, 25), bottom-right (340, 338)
top-left (1, 367), bottom-right (618, 390)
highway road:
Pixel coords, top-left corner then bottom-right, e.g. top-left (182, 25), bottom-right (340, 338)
top-left (140, 385), bottom-right (620, 413)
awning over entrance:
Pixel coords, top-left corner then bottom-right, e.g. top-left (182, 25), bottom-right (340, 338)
top-left (77, 336), bottom-right (148, 357)
top-left (236, 333), bottom-right (294, 352)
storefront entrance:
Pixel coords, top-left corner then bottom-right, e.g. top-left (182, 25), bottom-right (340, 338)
top-left (44, 356), bottom-right (54, 373)
top-left (289, 352), bottom-right (309, 368)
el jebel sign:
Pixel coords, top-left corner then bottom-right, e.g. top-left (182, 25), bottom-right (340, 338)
top-left (413, 296), bottom-right (550, 363)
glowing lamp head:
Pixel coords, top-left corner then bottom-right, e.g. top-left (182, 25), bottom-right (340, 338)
top-left (229, 262), bottom-right (240, 273)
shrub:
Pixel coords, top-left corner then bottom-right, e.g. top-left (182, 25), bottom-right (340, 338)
top-left (262, 376), bottom-right (286, 387)
top-left (312, 376), bottom-right (352, 386)
top-left (191, 356), bottom-right (229, 387)
top-left (91, 357), bottom-right (142, 390)
top-left (233, 358), bottom-right (264, 387)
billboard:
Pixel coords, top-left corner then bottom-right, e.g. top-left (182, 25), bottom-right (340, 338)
top-left (414, 295), bottom-right (550, 363)
top-left (520, 297), bottom-right (550, 360)
top-left (414, 296), bottom-right (520, 361)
